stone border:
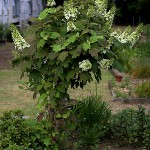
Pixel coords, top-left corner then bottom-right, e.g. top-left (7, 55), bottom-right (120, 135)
top-left (108, 80), bottom-right (150, 104)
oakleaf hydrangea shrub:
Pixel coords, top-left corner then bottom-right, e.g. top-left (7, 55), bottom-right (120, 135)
top-left (10, 0), bottom-right (143, 106)
top-left (10, 1), bottom-right (143, 148)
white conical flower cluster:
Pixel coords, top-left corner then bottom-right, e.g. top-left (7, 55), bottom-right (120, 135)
top-left (10, 24), bottom-right (30, 51)
top-left (95, 0), bottom-right (107, 16)
top-left (104, 6), bottom-right (116, 28)
top-left (64, 0), bottom-right (78, 20)
top-left (47, 0), bottom-right (56, 7)
top-left (128, 24), bottom-right (143, 46)
top-left (110, 24), bottom-right (143, 46)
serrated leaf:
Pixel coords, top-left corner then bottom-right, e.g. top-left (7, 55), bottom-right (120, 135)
top-left (63, 33), bottom-right (79, 48)
top-left (83, 42), bottom-right (90, 51)
top-left (47, 52), bottom-right (59, 60)
top-left (90, 30), bottom-right (97, 36)
top-left (37, 84), bottom-right (43, 91)
top-left (66, 70), bottom-right (75, 81)
top-left (62, 57), bottom-right (71, 68)
top-left (52, 131), bottom-right (59, 137)
top-left (90, 36), bottom-right (103, 43)
top-left (39, 8), bottom-right (55, 20)
top-left (36, 133), bottom-right (40, 139)
top-left (62, 111), bottom-right (70, 119)
top-left (52, 66), bottom-right (63, 76)
top-left (52, 45), bottom-right (62, 52)
top-left (55, 91), bottom-right (60, 98)
top-left (44, 82), bottom-right (52, 89)
top-left (40, 31), bottom-right (49, 40)
top-left (56, 113), bottom-right (62, 118)
top-left (37, 39), bottom-right (46, 48)
top-left (79, 72), bottom-right (92, 84)
top-left (38, 93), bottom-right (47, 101)
top-left (57, 51), bottom-right (68, 62)
top-left (50, 32), bottom-right (61, 39)
top-left (57, 86), bottom-right (66, 93)
top-left (29, 69), bottom-right (42, 83)
top-left (81, 28), bottom-right (90, 36)
top-left (43, 138), bottom-right (51, 146)
top-left (70, 45), bottom-right (82, 58)
top-left (89, 48), bottom-right (99, 58)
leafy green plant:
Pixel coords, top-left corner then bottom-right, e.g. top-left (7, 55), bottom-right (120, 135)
top-left (75, 96), bottom-right (111, 148)
top-left (0, 110), bottom-right (31, 149)
top-left (109, 106), bottom-right (150, 149)
top-left (135, 81), bottom-right (150, 98)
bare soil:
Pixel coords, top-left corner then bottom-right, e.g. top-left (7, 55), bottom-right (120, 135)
top-left (0, 42), bottom-right (13, 69)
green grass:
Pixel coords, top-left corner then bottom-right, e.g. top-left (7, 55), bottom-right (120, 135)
top-left (0, 69), bottom-right (37, 117)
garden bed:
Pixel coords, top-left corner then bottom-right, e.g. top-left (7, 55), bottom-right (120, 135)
top-left (108, 78), bottom-right (150, 104)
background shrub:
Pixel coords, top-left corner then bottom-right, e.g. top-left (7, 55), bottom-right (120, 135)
top-left (0, 110), bottom-right (62, 150)
top-left (109, 106), bottom-right (150, 149)
top-left (0, 110), bottom-right (31, 149)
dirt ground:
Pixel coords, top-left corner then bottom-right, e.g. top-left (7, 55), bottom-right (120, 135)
top-left (0, 42), bottom-right (13, 69)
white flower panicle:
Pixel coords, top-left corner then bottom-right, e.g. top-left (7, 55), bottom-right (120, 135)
top-left (67, 21), bottom-right (76, 32)
top-left (79, 59), bottom-right (92, 71)
top-left (104, 6), bottom-right (115, 21)
top-left (47, 0), bottom-right (56, 7)
top-left (110, 24), bottom-right (143, 46)
top-left (121, 26), bottom-right (131, 39)
top-left (111, 27), bottom-right (131, 43)
top-left (110, 28), bottom-right (121, 38)
top-left (64, 0), bottom-right (78, 32)
top-left (104, 6), bottom-right (116, 28)
top-left (10, 24), bottom-right (30, 51)
top-left (64, 0), bottom-right (78, 20)
top-left (87, 5), bottom-right (95, 17)
top-left (95, 0), bottom-right (107, 16)
top-left (128, 24), bottom-right (143, 46)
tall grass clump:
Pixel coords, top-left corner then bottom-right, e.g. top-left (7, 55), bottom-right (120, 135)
top-left (75, 96), bottom-right (111, 149)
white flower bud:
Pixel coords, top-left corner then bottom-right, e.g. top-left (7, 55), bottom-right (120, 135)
top-left (79, 59), bottom-right (92, 71)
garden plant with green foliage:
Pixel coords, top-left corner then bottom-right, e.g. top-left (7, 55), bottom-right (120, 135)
top-left (9, 0), bottom-right (143, 149)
